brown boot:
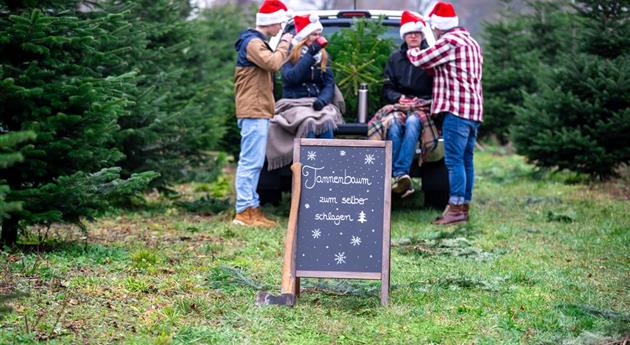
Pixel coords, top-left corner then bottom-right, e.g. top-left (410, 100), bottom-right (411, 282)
top-left (251, 207), bottom-right (277, 227)
top-left (462, 204), bottom-right (470, 221)
top-left (232, 208), bottom-right (273, 228)
top-left (432, 204), bottom-right (467, 225)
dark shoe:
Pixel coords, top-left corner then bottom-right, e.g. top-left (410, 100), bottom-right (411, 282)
top-left (432, 204), bottom-right (467, 225)
top-left (401, 188), bottom-right (415, 199)
top-left (392, 174), bottom-right (412, 194)
top-left (462, 204), bottom-right (470, 221)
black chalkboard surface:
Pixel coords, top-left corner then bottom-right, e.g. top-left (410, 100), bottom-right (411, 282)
top-left (291, 138), bottom-right (392, 305)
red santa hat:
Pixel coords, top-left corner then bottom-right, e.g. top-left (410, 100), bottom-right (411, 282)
top-left (399, 10), bottom-right (426, 39)
top-left (428, 2), bottom-right (459, 31)
top-left (256, 0), bottom-right (289, 26)
top-left (292, 14), bottom-right (324, 45)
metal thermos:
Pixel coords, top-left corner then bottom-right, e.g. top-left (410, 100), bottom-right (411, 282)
top-left (357, 83), bottom-right (368, 123)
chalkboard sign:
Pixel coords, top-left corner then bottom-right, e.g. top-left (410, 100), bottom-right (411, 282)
top-left (290, 138), bottom-right (392, 305)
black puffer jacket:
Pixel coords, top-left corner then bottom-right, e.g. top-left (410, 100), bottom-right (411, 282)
top-left (383, 41), bottom-right (433, 104)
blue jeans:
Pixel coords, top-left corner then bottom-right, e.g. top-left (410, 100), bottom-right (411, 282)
top-left (442, 113), bottom-right (480, 205)
top-left (306, 128), bottom-right (334, 139)
top-left (235, 118), bottom-right (268, 213)
top-left (387, 115), bottom-right (422, 177)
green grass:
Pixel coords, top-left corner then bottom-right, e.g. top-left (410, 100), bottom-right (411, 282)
top-left (1, 150), bottom-right (628, 344)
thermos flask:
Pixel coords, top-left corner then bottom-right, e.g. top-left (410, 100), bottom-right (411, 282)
top-left (357, 83), bottom-right (368, 123)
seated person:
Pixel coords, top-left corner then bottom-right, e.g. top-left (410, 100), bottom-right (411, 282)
top-left (266, 14), bottom-right (344, 170)
top-left (367, 11), bottom-right (437, 198)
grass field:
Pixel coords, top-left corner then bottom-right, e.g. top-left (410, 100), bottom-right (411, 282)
top-left (1, 149), bottom-right (629, 344)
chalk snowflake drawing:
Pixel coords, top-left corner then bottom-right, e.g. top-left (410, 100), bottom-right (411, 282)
top-left (334, 252), bottom-right (346, 264)
top-left (305, 203), bottom-right (310, 209)
top-left (350, 236), bottom-right (362, 246)
top-left (312, 228), bottom-right (321, 239)
top-left (340, 150), bottom-right (346, 156)
top-left (307, 151), bottom-right (317, 160)
top-left (358, 211), bottom-right (367, 223)
top-left (364, 153), bottom-right (375, 165)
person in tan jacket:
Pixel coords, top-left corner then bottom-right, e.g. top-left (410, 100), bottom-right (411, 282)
top-left (232, 0), bottom-right (293, 228)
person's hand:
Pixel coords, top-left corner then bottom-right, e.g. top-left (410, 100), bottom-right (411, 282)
top-left (312, 99), bottom-right (325, 111)
top-left (307, 41), bottom-right (322, 55)
top-left (280, 33), bottom-right (293, 43)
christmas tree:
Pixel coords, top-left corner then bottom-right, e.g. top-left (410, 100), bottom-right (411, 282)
top-left (511, 0), bottom-right (630, 178)
top-left (0, 4), bottom-right (156, 245)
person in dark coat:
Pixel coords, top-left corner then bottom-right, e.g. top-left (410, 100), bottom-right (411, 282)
top-left (280, 14), bottom-right (340, 138)
top-left (381, 10), bottom-right (434, 197)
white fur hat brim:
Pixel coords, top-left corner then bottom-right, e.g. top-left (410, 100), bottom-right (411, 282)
top-left (292, 21), bottom-right (324, 45)
top-left (256, 10), bottom-right (289, 26)
top-left (400, 21), bottom-right (425, 39)
top-left (430, 15), bottom-right (458, 31)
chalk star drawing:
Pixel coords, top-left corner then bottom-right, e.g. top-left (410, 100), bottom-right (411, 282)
top-left (334, 252), bottom-right (346, 264)
top-left (350, 236), bottom-right (362, 246)
top-left (358, 211), bottom-right (367, 223)
top-left (312, 228), bottom-right (321, 239)
top-left (364, 153), bottom-right (375, 165)
top-left (340, 150), bottom-right (346, 157)
top-left (307, 151), bottom-right (317, 160)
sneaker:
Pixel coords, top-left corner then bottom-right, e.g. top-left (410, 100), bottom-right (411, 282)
top-left (232, 208), bottom-right (273, 228)
top-left (251, 207), bottom-right (277, 227)
top-left (401, 188), bottom-right (415, 199)
top-left (392, 174), bottom-right (412, 194)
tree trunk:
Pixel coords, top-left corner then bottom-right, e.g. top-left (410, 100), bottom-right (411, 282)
top-left (1, 217), bottom-right (19, 247)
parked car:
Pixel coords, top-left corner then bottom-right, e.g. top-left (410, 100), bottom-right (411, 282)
top-left (258, 10), bottom-right (449, 209)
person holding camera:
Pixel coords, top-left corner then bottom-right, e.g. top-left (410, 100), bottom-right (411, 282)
top-left (407, 2), bottom-right (484, 225)
top-left (367, 11), bottom-right (437, 199)
top-left (265, 14), bottom-right (344, 171)
top-left (232, 0), bottom-right (293, 228)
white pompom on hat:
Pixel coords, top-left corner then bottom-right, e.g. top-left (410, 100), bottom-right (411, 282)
top-left (292, 14), bottom-right (324, 45)
top-left (428, 1), bottom-right (459, 31)
top-left (399, 10), bottom-right (426, 39)
top-left (256, 0), bottom-right (290, 26)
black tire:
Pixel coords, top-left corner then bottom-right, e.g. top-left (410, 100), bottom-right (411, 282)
top-left (257, 161), bottom-right (291, 206)
top-left (258, 188), bottom-right (283, 206)
top-left (420, 159), bottom-right (450, 209)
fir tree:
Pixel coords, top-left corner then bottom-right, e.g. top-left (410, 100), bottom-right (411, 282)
top-left (0, 131), bottom-right (36, 219)
top-left (481, 0), bottom-right (575, 141)
top-left (0, 4), bottom-right (156, 245)
top-left (327, 18), bottom-right (396, 121)
top-left (512, 0), bottom-right (630, 178)
top-left (98, 0), bottom-right (228, 188)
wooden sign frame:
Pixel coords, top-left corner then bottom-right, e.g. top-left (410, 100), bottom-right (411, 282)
top-left (287, 138), bottom-right (392, 305)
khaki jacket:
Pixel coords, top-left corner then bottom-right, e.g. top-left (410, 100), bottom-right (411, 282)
top-left (234, 29), bottom-right (290, 119)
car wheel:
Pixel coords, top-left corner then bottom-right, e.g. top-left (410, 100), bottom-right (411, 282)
top-left (421, 159), bottom-right (449, 210)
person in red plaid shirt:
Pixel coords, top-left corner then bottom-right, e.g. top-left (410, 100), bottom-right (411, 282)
top-left (406, 1), bottom-right (483, 225)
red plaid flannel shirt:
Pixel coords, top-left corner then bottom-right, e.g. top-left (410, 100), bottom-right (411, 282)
top-left (407, 28), bottom-right (484, 122)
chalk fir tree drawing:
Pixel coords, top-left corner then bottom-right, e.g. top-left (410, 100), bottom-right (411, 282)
top-left (358, 211), bottom-right (367, 223)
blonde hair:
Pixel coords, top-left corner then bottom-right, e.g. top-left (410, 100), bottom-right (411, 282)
top-left (290, 38), bottom-right (328, 73)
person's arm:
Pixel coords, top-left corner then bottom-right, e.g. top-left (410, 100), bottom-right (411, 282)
top-left (406, 38), bottom-right (453, 69)
top-left (281, 53), bottom-right (315, 85)
top-left (316, 65), bottom-right (335, 106)
top-left (383, 56), bottom-right (402, 104)
top-left (246, 38), bottom-right (290, 72)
